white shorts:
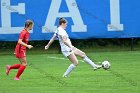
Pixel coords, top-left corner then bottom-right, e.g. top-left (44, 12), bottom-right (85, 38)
top-left (61, 47), bottom-right (77, 57)
top-left (62, 51), bottom-right (73, 57)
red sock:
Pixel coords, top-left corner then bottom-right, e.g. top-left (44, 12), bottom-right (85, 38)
top-left (10, 64), bottom-right (21, 70)
top-left (16, 65), bottom-right (26, 78)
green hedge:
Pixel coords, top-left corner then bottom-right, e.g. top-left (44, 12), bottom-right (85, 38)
top-left (0, 38), bottom-right (140, 49)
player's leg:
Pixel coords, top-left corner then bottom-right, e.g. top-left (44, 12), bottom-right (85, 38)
top-left (6, 54), bottom-right (22, 76)
top-left (63, 53), bottom-right (78, 77)
top-left (14, 57), bottom-right (27, 80)
top-left (6, 50), bottom-right (25, 75)
top-left (73, 47), bottom-right (101, 69)
top-left (6, 64), bottom-right (21, 75)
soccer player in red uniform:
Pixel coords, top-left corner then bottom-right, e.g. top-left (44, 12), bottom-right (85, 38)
top-left (6, 20), bottom-right (34, 80)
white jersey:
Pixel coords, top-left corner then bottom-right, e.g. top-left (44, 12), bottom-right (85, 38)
top-left (55, 27), bottom-right (72, 52)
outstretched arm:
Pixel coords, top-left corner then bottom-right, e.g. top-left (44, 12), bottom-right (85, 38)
top-left (45, 34), bottom-right (57, 50)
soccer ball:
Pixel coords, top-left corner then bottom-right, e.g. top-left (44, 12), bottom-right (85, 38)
top-left (102, 61), bottom-right (111, 70)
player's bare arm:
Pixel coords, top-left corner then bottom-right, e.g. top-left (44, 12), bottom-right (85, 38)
top-left (18, 39), bottom-right (33, 49)
top-left (45, 34), bottom-right (57, 50)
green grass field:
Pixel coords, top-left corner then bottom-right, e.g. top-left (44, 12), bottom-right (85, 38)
top-left (0, 51), bottom-right (139, 93)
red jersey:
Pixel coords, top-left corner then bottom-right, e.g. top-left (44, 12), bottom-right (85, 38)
top-left (15, 29), bottom-right (30, 51)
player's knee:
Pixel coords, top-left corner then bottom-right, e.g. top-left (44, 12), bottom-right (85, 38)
top-left (81, 52), bottom-right (86, 58)
top-left (21, 63), bottom-right (27, 66)
top-left (25, 63), bottom-right (27, 66)
top-left (21, 61), bottom-right (27, 66)
top-left (74, 62), bottom-right (79, 66)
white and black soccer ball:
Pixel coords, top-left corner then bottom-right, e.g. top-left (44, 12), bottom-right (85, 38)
top-left (102, 61), bottom-right (111, 70)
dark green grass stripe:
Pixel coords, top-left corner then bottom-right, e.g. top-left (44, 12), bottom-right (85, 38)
top-left (28, 63), bottom-right (68, 86)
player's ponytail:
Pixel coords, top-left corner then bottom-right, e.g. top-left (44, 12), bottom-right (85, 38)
top-left (59, 17), bottom-right (67, 26)
top-left (24, 20), bottom-right (34, 28)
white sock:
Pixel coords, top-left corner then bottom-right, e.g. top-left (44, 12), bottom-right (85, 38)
top-left (83, 56), bottom-right (96, 68)
top-left (63, 64), bottom-right (76, 76)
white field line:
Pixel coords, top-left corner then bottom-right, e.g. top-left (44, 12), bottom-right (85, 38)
top-left (47, 56), bottom-right (84, 62)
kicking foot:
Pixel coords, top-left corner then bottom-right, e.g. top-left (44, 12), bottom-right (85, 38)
top-left (6, 65), bottom-right (11, 75)
top-left (62, 75), bottom-right (68, 78)
top-left (93, 65), bottom-right (102, 70)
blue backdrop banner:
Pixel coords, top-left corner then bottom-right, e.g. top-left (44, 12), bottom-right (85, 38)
top-left (0, 0), bottom-right (139, 41)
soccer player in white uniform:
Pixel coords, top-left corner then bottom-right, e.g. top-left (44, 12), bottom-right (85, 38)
top-left (45, 18), bottom-right (101, 77)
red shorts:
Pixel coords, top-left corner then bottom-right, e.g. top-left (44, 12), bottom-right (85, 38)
top-left (14, 49), bottom-right (26, 58)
